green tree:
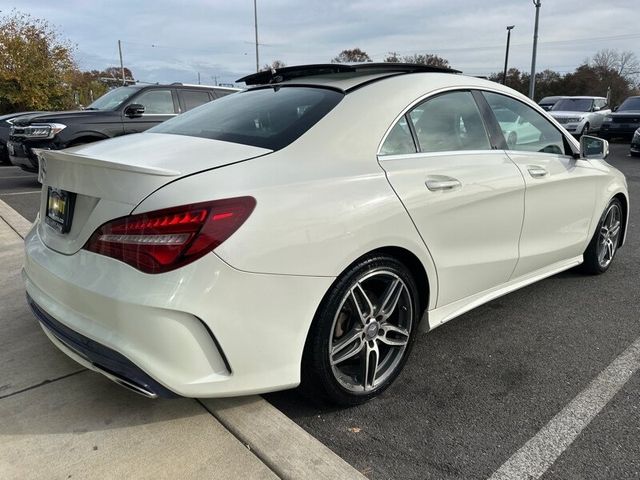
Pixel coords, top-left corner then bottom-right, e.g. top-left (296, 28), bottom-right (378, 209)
top-left (0, 10), bottom-right (77, 113)
top-left (331, 48), bottom-right (372, 63)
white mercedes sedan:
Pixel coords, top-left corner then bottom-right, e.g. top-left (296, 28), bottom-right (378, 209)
top-left (24, 64), bottom-right (628, 405)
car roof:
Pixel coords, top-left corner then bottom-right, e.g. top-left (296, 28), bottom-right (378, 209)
top-left (237, 63), bottom-right (461, 91)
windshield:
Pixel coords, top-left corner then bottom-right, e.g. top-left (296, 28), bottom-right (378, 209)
top-left (618, 97), bottom-right (640, 111)
top-left (552, 98), bottom-right (593, 112)
top-left (150, 86), bottom-right (344, 150)
top-left (86, 86), bottom-right (140, 110)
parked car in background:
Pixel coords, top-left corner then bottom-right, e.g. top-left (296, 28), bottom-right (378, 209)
top-left (492, 106), bottom-right (541, 148)
top-left (24, 63), bottom-right (628, 405)
top-left (8, 83), bottom-right (239, 172)
top-left (0, 111), bottom-right (46, 165)
top-left (631, 128), bottom-right (640, 157)
top-left (600, 96), bottom-right (640, 141)
top-left (538, 96), bottom-right (566, 111)
top-left (549, 96), bottom-right (610, 136)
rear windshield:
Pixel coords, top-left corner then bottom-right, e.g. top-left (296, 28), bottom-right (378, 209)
top-left (552, 98), bottom-right (593, 112)
top-left (618, 97), bottom-right (640, 111)
top-left (150, 86), bottom-right (344, 150)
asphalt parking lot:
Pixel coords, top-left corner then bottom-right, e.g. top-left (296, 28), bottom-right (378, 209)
top-left (1, 143), bottom-right (638, 479)
top-left (268, 142), bottom-right (640, 479)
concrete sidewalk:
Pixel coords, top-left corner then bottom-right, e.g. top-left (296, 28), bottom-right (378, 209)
top-left (0, 201), bottom-right (365, 480)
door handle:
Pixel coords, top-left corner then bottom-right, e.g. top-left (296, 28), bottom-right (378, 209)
top-left (425, 177), bottom-right (462, 191)
top-left (527, 166), bottom-right (548, 178)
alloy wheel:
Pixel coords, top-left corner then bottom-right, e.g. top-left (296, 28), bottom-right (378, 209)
top-left (329, 270), bottom-right (414, 393)
top-left (597, 203), bottom-right (622, 269)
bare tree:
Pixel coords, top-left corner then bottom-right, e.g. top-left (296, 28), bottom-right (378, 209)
top-left (260, 60), bottom-right (286, 72)
top-left (617, 51), bottom-right (640, 80)
top-left (400, 53), bottom-right (451, 68)
top-left (591, 49), bottom-right (639, 82)
top-left (331, 48), bottom-right (372, 63)
top-left (591, 49), bottom-right (618, 72)
top-left (383, 52), bottom-right (402, 63)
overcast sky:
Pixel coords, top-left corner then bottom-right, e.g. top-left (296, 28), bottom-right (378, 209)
top-left (6, 0), bottom-right (640, 86)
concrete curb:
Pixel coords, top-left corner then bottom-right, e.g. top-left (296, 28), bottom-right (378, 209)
top-left (202, 396), bottom-right (367, 480)
top-left (0, 198), bottom-right (32, 238)
top-left (0, 197), bottom-right (366, 480)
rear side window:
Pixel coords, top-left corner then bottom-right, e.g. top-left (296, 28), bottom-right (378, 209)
top-left (408, 91), bottom-right (491, 153)
top-left (150, 87), bottom-right (343, 150)
top-left (134, 89), bottom-right (176, 114)
top-left (181, 90), bottom-right (212, 111)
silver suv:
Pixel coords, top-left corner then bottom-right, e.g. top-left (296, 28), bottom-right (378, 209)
top-left (549, 96), bottom-right (610, 136)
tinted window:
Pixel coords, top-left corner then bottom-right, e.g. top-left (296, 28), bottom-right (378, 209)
top-left (552, 98), bottom-right (593, 112)
top-left (214, 89), bottom-right (237, 98)
top-left (87, 86), bottom-right (140, 111)
top-left (408, 91), bottom-right (490, 152)
top-left (150, 87), bottom-right (343, 150)
top-left (380, 116), bottom-right (416, 155)
top-left (484, 92), bottom-right (565, 155)
top-left (134, 89), bottom-right (175, 114)
top-left (181, 90), bottom-right (212, 111)
top-left (618, 97), bottom-right (640, 111)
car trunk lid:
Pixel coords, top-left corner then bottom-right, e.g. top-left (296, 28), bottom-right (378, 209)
top-left (37, 132), bottom-right (271, 255)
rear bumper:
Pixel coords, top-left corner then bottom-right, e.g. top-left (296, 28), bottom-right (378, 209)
top-left (23, 223), bottom-right (334, 397)
top-left (28, 295), bottom-right (176, 398)
top-left (600, 124), bottom-right (639, 138)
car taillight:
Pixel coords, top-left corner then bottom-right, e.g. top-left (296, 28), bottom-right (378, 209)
top-left (84, 197), bottom-right (256, 273)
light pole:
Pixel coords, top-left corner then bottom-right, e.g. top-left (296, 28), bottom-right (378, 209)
top-left (253, 0), bottom-right (259, 73)
top-left (529, 0), bottom-right (541, 99)
top-left (502, 25), bottom-right (515, 85)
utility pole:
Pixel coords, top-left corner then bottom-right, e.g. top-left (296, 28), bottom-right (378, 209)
top-left (197, 72), bottom-right (201, 85)
top-left (118, 40), bottom-right (125, 86)
top-left (253, 0), bottom-right (259, 73)
top-left (529, 0), bottom-right (541, 99)
top-left (502, 25), bottom-right (515, 85)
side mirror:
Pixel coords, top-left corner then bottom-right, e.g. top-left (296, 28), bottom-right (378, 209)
top-left (124, 104), bottom-right (145, 118)
top-left (613, 105), bottom-right (619, 112)
top-left (580, 135), bottom-right (609, 160)
top-left (592, 106), bottom-right (600, 112)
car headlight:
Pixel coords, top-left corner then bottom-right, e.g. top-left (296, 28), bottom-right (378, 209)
top-left (10, 123), bottom-right (66, 139)
top-left (604, 116), bottom-right (613, 122)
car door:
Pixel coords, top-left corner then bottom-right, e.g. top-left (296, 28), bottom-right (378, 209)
top-left (481, 91), bottom-right (598, 278)
top-left (378, 90), bottom-right (525, 307)
top-left (122, 88), bottom-right (178, 134)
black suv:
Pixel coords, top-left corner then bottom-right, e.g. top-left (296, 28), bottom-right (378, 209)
top-left (599, 96), bottom-right (640, 141)
top-left (8, 83), bottom-right (238, 172)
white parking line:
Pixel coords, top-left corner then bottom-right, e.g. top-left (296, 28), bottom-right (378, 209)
top-left (0, 190), bottom-right (40, 196)
top-left (489, 336), bottom-right (640, 480)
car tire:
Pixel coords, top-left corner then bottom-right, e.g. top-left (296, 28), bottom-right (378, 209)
top-left (301, 254), bottom-right (421, 405)
top-left (581, 198), bottom-right (623, 275)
